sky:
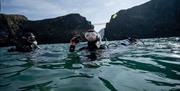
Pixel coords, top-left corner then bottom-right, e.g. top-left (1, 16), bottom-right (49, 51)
top-left (1, 0), bottom-right (150, 32)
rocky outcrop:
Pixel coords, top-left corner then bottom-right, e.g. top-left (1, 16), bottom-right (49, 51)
top-left (22, 14), bottom-right (92, 44)
top-left (104, 0), bottom-right (180, 40)
top-left (0, 13), bottom-right (92, 47)
top-left (0, 14), bottom-right (28, 46)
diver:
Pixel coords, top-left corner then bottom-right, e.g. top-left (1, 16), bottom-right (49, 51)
top-left (69, 34), bottom-right (81, 52)
top-left (8, 32), bottom-right (39, 52)
top-left (128, 37), bottom-right (137, 44)
top-left (69, 25), bottom-right (105, 52)
top-left (127, 37), bottom-right (145, 45)
top-left (83, 28), bottom-right (103, 51)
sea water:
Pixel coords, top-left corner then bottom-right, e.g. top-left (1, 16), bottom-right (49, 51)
top-left (0, 37), bottom-right (180, 91)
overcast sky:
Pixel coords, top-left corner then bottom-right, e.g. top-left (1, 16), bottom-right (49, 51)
top-left (1, 0), bottom-right (150, 31)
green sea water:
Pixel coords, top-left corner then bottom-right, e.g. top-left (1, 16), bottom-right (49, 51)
top-left (0, 37), bottom-right (180, 91)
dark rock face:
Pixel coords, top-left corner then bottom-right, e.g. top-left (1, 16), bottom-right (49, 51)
top-left (22, 14), bottom-right (92, 44)
top-left (0, 13), bottom-right (92, 47)
top-left (0, 14), bottom-right (28, 46)
top-left (105, 0), bottom-right (180, 40)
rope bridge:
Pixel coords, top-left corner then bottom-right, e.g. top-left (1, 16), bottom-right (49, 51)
top-left (93, 22), bottom-right (107, 25)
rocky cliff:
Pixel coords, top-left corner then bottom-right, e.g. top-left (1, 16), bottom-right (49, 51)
top-left (104, 0), bottom-right (180, 40)
top-left (22, 14), bottom-right (92, 44)
top-left (0, 13), bottom-right (92, 47)
top-left (0, 14), bottom-right (28, 46)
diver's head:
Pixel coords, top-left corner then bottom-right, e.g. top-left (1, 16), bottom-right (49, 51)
top-left (25, 32), bottom-right (34, 37)
top-left (85, 29), bottom-right (98, 42)
top-left (25, 32), bottom-right (36, 43)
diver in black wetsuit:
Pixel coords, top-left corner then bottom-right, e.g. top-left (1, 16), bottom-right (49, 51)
top-left (84, 29), bottom-right (103, 51)
top-left (128, 37), bottom-right (137, 44)
top-left (69, 25), bottom-right (105, 52)
top-left (8, 32), bottom-right (39, 52)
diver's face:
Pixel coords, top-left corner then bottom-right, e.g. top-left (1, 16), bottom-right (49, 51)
top-left (27, 36), bottom-right (35, 42)
top-left (85, 32), bottom-right (97, 42)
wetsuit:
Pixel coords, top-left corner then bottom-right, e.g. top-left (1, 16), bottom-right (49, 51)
top-left (69, 36), bottom-right (80, 52)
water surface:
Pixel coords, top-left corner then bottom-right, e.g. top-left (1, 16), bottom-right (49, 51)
top-left (0, 37), bottom-right (180, 91)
